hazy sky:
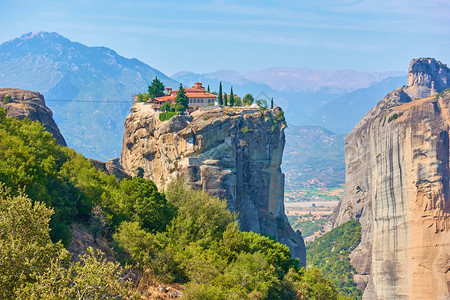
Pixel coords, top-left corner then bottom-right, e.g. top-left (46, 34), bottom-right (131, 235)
top-left (2, 0), bottom-right (449, 75)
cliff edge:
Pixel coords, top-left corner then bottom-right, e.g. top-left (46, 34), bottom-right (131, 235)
top-left (332, 58), bottom-right (450, 299)
top-left (0, 88), bottom-right (66, 146)
top-left (121, 104), bottom-right (306, 265)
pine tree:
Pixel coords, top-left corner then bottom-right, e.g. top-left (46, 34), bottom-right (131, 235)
top-left (218, 82), bottom-right (223, 106)
top-left (148, 76), bottom-right (165, 99)
top-left (207, 85), bottom-right (210, 93)
top-left (224, 93), bottom-right (228, 106)
top-left (229, 87), bottom-right (235, 106)
top-left (271, 97), bottom-right (274, 109)
top-left (175, 84), bottom-right (189, 111)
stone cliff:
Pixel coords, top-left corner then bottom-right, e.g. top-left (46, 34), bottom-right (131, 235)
top-left (333, 58), bottom-right (450, 299)
top-left (0, 88), bottom-right (66, 146)
top-left (121, 104), bottom-right (306, 265)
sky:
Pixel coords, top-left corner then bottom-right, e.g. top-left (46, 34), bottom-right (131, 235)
top-left (1, 0), bottom-right (450, 75)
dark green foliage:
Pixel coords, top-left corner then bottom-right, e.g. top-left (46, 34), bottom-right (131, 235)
top-left (256, 98), bottom-right (268, 110)
top-left (435, 88), bottom-right (450, 100)
top-left (224, 93), bottom-right (228, 106)
top-left (159, 111), bottom-right (178, 121)
top-left (0, 107), bottom-right (340, 298)
top-left (207, 84), bottom-right (210, 93)
top-left (111, 177), bottom-right (176, 232)
top-left (115, 180), bottom-right (339, 299)
top-left (0, 107), bottom-right (119, 246)
top-left (388, 112), bottom-right (402, 122)
top-left (229, 87), bottom-right (235, 106)
top-left (307, 219), bottom-right (363, 299)
top-left (174, 84), bottom-right (189, 111)
top-left (276, 110), bottom-right (285, 122)
top-left (271, 97), bottom-right (274, 109)
top-left (3, 95), bottom-right (11, 104)
top-left (136, 92), bottom-right (150, 102)
top-left (148, 76), bottom-right (165, 99)
top-left (160, 102), bottom-right (171, 112)
top-left (0, 185), bottom-right (135, 299)
top-left (218, 82), bottom-right (223, 105)
top-left (243, 93), bottom-right (254, 105)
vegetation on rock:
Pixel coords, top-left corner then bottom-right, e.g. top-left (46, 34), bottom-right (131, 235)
top-left (307, 219), bottom-right (363, 299)
top-left (0, 107), bottom-right (342, 299)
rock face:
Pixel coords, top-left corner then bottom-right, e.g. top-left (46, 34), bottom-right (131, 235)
top-left (332, 58), bottom-right (450, 299)
top-left (0, 88), bottom-right (66, 146)
top-left (121, 104), bottom-right (306, 264)
top-left (89, 158), bottom-right (131, 181)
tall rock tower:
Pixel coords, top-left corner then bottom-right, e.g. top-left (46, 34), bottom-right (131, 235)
top-left (333, 58), bottom-right (450, 299)
top-left (120, 105), bottom-right (306, 265)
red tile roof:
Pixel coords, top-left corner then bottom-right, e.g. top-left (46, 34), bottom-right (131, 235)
top-left (153, 82), bottom-right (217, 104)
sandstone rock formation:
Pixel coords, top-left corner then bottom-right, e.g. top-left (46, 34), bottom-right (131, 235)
top-left (332, 58), bottom-right (450, 299)
top-left (89, 158), bottom-right (131, 181)
top-left (121, 104), bottom-right (306, 265)
top-left (0, 88), bottom-right (66, 146)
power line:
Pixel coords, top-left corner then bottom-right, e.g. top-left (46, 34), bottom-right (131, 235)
top-left (46, 99), bottom-right (133, 103)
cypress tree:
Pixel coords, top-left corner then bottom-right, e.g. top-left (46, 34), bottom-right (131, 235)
top-left (207, 85), bottom-right (210, 93)
top-left (224, 93), bottom-right (228, 106)
top-left (148, 76), bottom-right (165, 99)
top-left (218, 82), bottom-right (223, 106)
top-left (174, 84), bottom-right (189, 111)
top-left (271, 97), bottom-right (274, 109)
top-left (229, 87), bottom-right (235, 106)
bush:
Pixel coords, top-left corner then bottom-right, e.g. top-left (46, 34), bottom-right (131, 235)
top-left (3, 95), bottom-right (11, 104)
top-left (159, 111), bottom-right (178, 121)
top-left (0, 185), bottom-right (135, 299)
top-left (307, 219), bottom-right (363, 299)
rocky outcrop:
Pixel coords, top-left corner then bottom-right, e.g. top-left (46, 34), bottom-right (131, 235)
top-left (0, 88), bottom-right (66, 146)
top-left (332, 58), bottom-right (450, 299)
top-left (89, 158), bottom-right (131, 181)
top-left (121, 104), bottom-right (306, 265)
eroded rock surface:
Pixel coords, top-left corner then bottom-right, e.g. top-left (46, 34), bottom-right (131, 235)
top-left (89, 158), bottom-right (131, 181)
top-left (0, 88), bottom-right (66, 146)
top-left (121, 104), bottom-right (306, 264)
top-left (332, 58), bottom-right (450, 299)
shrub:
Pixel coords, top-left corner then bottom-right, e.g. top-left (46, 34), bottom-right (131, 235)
top-left (3, 95), bottom-right (11, 104)
top-left (159, 111), bottom-right (178, 121)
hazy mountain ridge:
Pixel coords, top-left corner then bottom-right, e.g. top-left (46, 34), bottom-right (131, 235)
top-left (0, 31), bottom-right (178, 160)
top-left (305, 76), bottom-right (406, 133)
top-left (244, 67), bottom-right (404, 92)
top-left (172, 69), bottom-right (406, 134)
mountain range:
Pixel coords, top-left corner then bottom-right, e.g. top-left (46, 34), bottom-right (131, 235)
top-left (0, 31), bottom-right (405, 163)
top-left (0, 31), bottom-right (177, 160)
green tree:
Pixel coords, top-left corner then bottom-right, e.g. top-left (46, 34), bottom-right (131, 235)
top-left (229, 87), bottom-right (235, 106)
top-left (307, 219), bottom-right (363, 299)
top-left (218, 82), bottom-right (223, 106)
top-left (113, 177), bottom-right (176, 233)
top-left (243, 93), bottom-right (254, 106)
top-left (3, 95), bottom-right (11, 104)
top-left (148, 76), bottom-right (165, 99)
top-left (174, 84), bottom-right (189, 111)
top-left (207, 85), bottom-right (210, 93)
top-left (160, 102), bottom-right (171, 112)
top-left (18, 247), bottom-right (136, 299)
top-left (224, 93), bottom-right (228, 106)
top-left (0, 185), bottom-right (67, 298)
top-left (256, 98), bottom-right (268, 110)
top-left (271, 97), bottom-right (274, 109)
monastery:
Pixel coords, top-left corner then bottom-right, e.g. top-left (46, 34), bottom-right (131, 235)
top-left (153, 82), bottom-right (217, 109)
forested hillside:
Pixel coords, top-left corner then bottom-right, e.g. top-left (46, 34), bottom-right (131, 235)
top-left (307, 220), bottom-right (363, 299)
top-left (0, 108), bottom-right (341, 299)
